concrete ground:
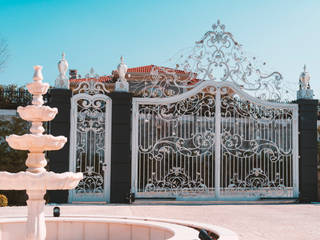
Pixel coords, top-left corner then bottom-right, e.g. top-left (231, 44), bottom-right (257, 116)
top-left (0, 204), bottom-right (319, 240)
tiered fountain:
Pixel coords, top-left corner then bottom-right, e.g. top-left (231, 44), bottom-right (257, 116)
top-left (0, 66), bottom-right (83, 240)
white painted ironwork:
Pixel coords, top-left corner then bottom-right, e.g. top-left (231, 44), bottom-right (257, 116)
top-left (69, 75), bottom-right (111, 202)
top-left (131, 81), bottom-right (299, 200)
top-left (131, 20), bottom-right (291, 101)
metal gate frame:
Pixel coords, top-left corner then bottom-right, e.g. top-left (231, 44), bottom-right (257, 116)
top-left (131, 80), bottom-right (299, 200)
top-left (69, 93), bottom-right (112, 203)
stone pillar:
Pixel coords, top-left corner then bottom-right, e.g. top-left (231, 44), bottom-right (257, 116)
top-left (46, 89), bottom-right (72, 203)
top-left (109, 92), bottom-right (132, 203)
top-left (296, 99), bottom-right (318, 202)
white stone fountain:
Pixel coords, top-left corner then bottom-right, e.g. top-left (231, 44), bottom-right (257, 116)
top-left (0, 66), bottom-right (83, 240)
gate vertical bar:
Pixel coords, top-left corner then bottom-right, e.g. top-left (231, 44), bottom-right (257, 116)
top-left (131, 99), bottom-right (139, 194)
top-left (215, 87), bottom-right (221, 199)
top-left (292, 106), bottom-right (299, 198)
top-left (104, 98), bottom-right (112, 202)
top-left (68, 95), bottom-right (77, 202)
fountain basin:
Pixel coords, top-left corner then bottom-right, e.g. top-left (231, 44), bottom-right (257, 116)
top-left (0, 171), bottom-right (83, 190)
top-left (26, 81), bottom-right (49, 96)
top-left (0, 217), bottom-right (199, 240)
top-left (17, 105), bottom-right (58, 122)
top-left (6, 134), bottom-right (67, 152)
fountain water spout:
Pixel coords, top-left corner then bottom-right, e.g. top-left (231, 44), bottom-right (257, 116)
top-left (0, 66), bottom-right (83, 240)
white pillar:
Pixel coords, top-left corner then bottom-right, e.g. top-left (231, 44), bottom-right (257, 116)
top-left (26, 190), bottom-right (46, 240)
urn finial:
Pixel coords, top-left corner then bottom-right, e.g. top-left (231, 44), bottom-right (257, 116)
top-left (115, 56), bottom-right (129, 92)
top-left (117, 56), bottom-right (128, 81)
top-left (299, 65), bottom-right (310, 90)
top-left (55, 52), bottom-right (69, 89)
top-left (297, 64), bottom-right (313, 99)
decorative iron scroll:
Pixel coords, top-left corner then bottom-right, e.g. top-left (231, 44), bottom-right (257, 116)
top-left (136, 87), bottom-right (216, 196)
top-left (133, 81), bottom-right (298, 200)
top-left (72, 68), bottom-right (109, 95)
top-left (145, 167), bottom-right (208, 193)
top-left (75, 170), bottom-right (104, 194)
top-left (220, 91), bottom-right (293, 121)
top-left (140, 87), bottom-right (215, 120)
top-left (222, 132), bottom-right (289, 162)
top-left (220, 86), bottom-right (294, 198)
top-left (228, 168), bottom-right (284, 189)
top-left (139, 130), bottom-right (215, 160)
top-left (226, 168), bottom-right (288, 197)
top-left (73, 95), bottom-right (107, 196)
top-left (132, 20), bottom-right (287, 101)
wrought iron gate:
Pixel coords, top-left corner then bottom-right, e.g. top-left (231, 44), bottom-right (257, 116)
top-left (69, 80), bottom-right (111, 202)
top-left (131, 81), bottom-right (299, 200)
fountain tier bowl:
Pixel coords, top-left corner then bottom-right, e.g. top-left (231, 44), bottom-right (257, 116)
top-left (26, 81), bottom-right (49, 96)
top-left (17, 106), bottom-right (58, 122)
top-left (0, 171), bottom-right (83, 190)
top-left (6, 134), bottom-right (67, 152)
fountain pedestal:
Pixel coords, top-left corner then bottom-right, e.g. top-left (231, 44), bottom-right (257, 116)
top-left (0, 65), bottom-right (83, 240)
top-left (26, 190), bottom-right (46, 240)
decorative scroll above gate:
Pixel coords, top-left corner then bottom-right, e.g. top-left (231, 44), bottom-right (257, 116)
top-left (132, 20), bottom-right (287, 101)
top-left (72, 68), bottom-right (109, 95)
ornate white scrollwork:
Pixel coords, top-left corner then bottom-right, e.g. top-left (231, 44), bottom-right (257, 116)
top-left (132, 81), bottom-right (298, 200)
top-left (75, 169), bottom-right (104, 194)
top-left (132, 20), bottom-right (288, 101)
top-left (136, 86), bottom-right (216, 196)
top-left (73, 96), bottom-right (107, 196)
top-left (72, 68), bottom-right (109, 95)
top-left (145, 167), bottom-right (207, 194)
top-left (140, 130), bottom-right (215, 161)
top-left (219, 85), bottom-right (295, 198)
top-left (227, 168), bottom-right (288, 198)
top-left (70, 78), bottom-right (112, 201)
top-left (228, 168), bottom-right (284, 189)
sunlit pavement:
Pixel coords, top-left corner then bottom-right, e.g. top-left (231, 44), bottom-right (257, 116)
top-left (1, 204), bottom-right (320, 240)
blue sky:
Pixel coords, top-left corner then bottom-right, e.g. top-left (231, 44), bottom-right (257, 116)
top-left (0, 0), bottom-right (319, 99)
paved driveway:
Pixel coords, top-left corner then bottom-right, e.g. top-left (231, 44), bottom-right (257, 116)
top-left (1, 204), bottom-right (319, 240)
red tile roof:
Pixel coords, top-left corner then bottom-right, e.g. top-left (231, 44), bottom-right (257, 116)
top-left (70, 75), bottom-right (112, 83)
top-left (127, 65), bottom-right (186, 74)
top-left (127, 65), bottom-right (155, 73)
top-left (69, 65), bottom-right (194, 83)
